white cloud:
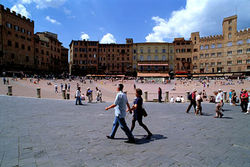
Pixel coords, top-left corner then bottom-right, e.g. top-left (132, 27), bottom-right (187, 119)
top-left (34, 0), bottom-right (67, 9)
top-left (146, 0), bottom-right (250, 42)
top-left (46, 16), bottom-right (61, 25)
top-left (20, 0), bottom-right (32, 4)
top-left (80, 32), bottom-right (90, 40)
top-left (19, 0), bottom-right (67, 9)
top-left (100, 33), bottom-right (116, 44)
top-left (11, 4), bottom-right (31, 18)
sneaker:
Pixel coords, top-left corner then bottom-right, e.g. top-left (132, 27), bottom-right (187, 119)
top-left (245, 112), bottom-right (249, 115)
top-left (106, 136), bottom-right (114, 139)
top-left (219, 114), bottom-right (224, 118)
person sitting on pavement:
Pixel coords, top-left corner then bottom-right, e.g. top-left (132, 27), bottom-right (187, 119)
top-left (175, 96), bottom-right (181, 103)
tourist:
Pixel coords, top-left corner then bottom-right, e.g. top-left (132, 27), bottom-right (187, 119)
top-left (86, 88), bottom-right (93, 103)
top-left (68, 83), bottom-right (70, 91)
top-left (214, 91), bottom-right (223, 118)
top-left (186, 89), bottom-right (197, 113)
top-left (6, 78), bottom-right (9, 85)
top-left (75, 87), bottom-right (82, 105)
top-left (246, 90), bottom-right (250, 114)
top-left (3, 77), bottom-right (6, 85)
top-left (170, 96), bottom-right (174, 103)
top-left (181, 96), bottom-right (185, 103)
top-left (202, 90), bottom-right (207, 101)
top-left (232, 90), bottom-right (237, 106)
top-left (228, 89), bottom-right (233, 105)
top-left (195, 91), bottom-right (203, 115)
top-left (65, 83), bottom-right (67, 91)
top-left (60, 83), bottom-right (63, 92)
top-left (54, 84), bottom-right (58, 93)
top-left (129, 88), bottom-right (152, 139)
top-left (95, 87), bottom-right (102, 103)
top-left (98, 90), bottom-right (103, 103)
top-left (240, 89), bottom-right (248, 113)
top-left (175, 96), bottom-right (181, 103)
top-left (158, 87), bottom-right (162, 103)
top-left (105, 84), bottom-right (135, 143)
top-left (218, 89), bottom-right (224, 112)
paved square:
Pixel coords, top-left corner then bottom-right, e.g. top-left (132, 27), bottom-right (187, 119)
top-left (0, 96), bottom-right (250, 167)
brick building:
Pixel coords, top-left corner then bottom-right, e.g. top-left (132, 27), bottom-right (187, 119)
top-left (173, 38), bottom-right (193, 75)
top-left (0, 5), bottom-right (35, 72)
top-left (191, 15), bottom-right (250, 75)
top-left (34, 31), bottom-right (66, 73)
top-left (0, 4), bottom-right (68, 75)
top-left (61, 47), bottom-right (69, 73)
top-left (69, 39), bottom-right (133, 76)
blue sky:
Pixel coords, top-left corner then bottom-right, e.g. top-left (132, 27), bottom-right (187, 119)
top-left (2, 0), bottom-right (250, 48)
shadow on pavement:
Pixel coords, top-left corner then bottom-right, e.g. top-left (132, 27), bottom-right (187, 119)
top-left (202, 113), bottom-right (213, 116)
top-left (221, 117), bottom-right (233, 119)
top-left (135, 134), bottom-right (167, 145)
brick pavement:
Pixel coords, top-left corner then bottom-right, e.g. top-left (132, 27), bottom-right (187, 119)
top-left (0, 96), bottom-right (250, 167)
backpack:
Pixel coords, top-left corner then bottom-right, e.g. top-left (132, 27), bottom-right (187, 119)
top-left (188, 94), bottom-right (192, 100)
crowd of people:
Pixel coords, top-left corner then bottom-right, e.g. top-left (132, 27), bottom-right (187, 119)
top-left (185, 88), bottom-right (250, 118)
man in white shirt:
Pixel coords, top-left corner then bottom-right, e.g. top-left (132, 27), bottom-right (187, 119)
top-left (214, 91), bottom-right (224, 118)
top-left (105, 84), bottom-right (135, 143)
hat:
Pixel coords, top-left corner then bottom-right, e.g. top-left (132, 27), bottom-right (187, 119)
top-left (193, 89), bottom-right (197, 92)
top-left (218, 89), bottom-right (222, 92)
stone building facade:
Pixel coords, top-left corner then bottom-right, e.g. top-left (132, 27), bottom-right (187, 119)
top-left (173, 38), bottom-right (193, 74)
top-left (191, 15), bottom-right (250, 74)
top-left (69, 39), bottom-right (133, 76)
top-left (0, 4), bottom-right (68, 74)
top-left (132, 42), bottom-right (175, 76)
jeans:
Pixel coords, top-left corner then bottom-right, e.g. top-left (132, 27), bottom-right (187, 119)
top-left (110, 116), bottom-right (134, 140)
top-left (75, 96), bottom-right (82, 105)
top-left (241, 101), bottom-right (248, 112)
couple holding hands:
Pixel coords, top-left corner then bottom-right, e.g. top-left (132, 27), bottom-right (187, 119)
top-left (105, 84), bottom-right (152, 143)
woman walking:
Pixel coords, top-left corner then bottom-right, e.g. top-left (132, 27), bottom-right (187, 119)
top-left (129, 88), bottom-right (152, 139)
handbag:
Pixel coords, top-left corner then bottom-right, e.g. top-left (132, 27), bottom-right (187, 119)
top-left (142, 108), bottom-right (148, 117)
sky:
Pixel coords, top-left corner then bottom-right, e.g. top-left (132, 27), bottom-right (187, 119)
top-left (2, 0), bottom-right (250, 48)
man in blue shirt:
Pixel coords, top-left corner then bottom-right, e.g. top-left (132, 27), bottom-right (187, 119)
top-left (105, 84), bottom-right (135, 143)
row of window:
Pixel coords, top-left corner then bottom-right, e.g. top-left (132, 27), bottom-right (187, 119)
top-left (195, 48), bottom-right (250, 59)
top-left (7, 40), bottom-right (31, 51)
top-left (6, 22), bottom-right (32, 35)
top-left (200, 39), bottom-right (250, 50)
top-left (7, 31), bottom-right (32, 41)
top-left (137, 55), bottom-right (171, 61)
top-left (8, 53), bottom-right (30, 62)
top-left (139, 66), bottom-right (168, 71)
top-left (176, 48), bottom-right (191, 53)
top-left (175, 42), bottom-right (191, 46)
top-left (135, 48), bottom-right (173, 54)
top-left (73, 48), bottom-right (130, 53)
top-left (199, 59), bottom-right (250, 67)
